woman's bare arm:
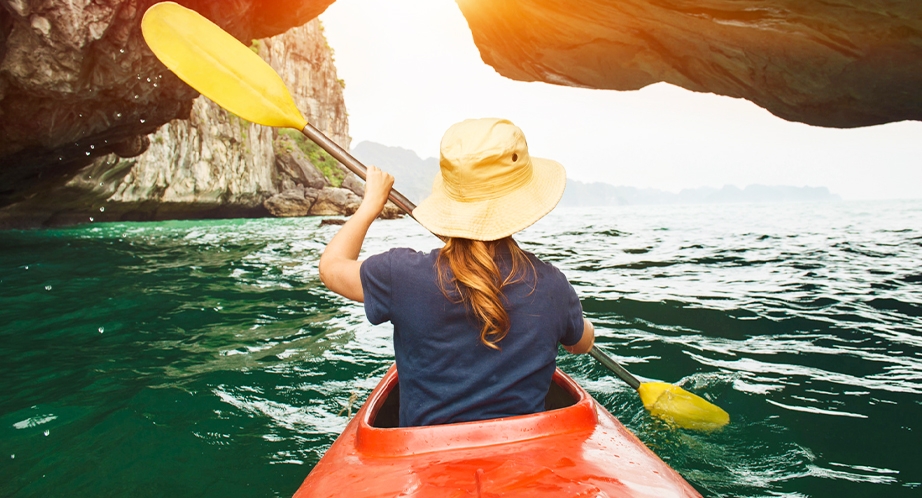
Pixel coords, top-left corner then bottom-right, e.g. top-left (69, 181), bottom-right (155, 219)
top-left (318, 166), bottom-right (394, 302)
top-left (564, 318), bottom-right (595, 354)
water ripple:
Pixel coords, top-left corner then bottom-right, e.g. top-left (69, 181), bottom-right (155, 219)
top-left (1, 201), bottom-right (921, 496)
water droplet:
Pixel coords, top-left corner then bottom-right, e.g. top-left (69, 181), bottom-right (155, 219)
top-left (45, 285), bottom-right (52, 291)
top-left (89, 217), bottom-right (94, 222)
top-left (85, 151), bottom-right (90, 156)
top-left (134, 95), bottom-right (139, 99)
top-left (43, 430), bottom-right (50, 436)
top-left (78, 113), bottom-right (83, 117)
top-left (24, 266), bottom-right (28, 270)
top-left (90, 145), bottom-right (95, 150)
top-left (58, 157), bottom-right (63, 161)
top-left (10, 454), bottom-right (13, 459)
top-left (153, 83), bottom-right (158, 88)
top-left (99, 182), bottom-right (103, 187)
top-left (99, 206), bottom-right (105, 212)
top-left (146, 77), bottom-right (151, 82)
top-left (119, 48), bottom-right (125, 54)
top-left (140, 118), bottom-right (146, 123)
top-left (88, 175), bottom-right (92, 179)
top-left (115, 112), bottom-right (122, 119)
top-left (98, 327), bottom-right (104, 334)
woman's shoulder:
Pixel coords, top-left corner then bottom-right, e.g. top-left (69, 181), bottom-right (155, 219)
top-left (369, 247), bottom-right (440, 266)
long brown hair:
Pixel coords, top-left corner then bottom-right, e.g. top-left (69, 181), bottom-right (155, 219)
top-left (436, 237), bottom-right (535, 349)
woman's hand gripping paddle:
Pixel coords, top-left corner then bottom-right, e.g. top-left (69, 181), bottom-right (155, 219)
top-left (590, 345), bottom-right (729, 430)
top-left (141, 1), bottom-right (729, 432)
top-left (140, 1), bottom-right (417, 217)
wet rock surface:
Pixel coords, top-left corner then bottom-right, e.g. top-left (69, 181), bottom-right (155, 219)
top-left (456, 0), bottom-right (922, 128)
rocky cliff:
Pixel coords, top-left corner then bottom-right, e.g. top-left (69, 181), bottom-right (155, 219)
top-left (456, 0), bottom-right (922, 128)
top-left (0, 18), bottom-right (363, 227)
top-left (0, 0), bottom-right (335, 211)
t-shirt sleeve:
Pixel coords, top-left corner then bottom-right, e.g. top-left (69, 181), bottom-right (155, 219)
top-left (559, 280), bottom-right (585, 347)
top-left (359, 250), bottom-right (393, 325)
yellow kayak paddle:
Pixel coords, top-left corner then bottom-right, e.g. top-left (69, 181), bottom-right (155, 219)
top-left (590, 346), bottom-right (729, 430)
top-left (141, 1), bottom-right (416, 217)
top-left (140, 1), bottom-right (729, 431)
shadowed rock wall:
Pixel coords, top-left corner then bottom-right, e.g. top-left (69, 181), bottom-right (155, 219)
top-left (0, 19), bottom-right (352, 227)
top-left (0, 0), bottom-right (334, 208)
top-left (456, 0), bottom-right (922, 128)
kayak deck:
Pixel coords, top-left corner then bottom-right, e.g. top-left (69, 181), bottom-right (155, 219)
top-left (294, 366), bottom-right (701, 497)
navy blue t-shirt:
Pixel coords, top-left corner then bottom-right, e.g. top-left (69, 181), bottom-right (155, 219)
top-left (359, 243), bottom-right (584, 427)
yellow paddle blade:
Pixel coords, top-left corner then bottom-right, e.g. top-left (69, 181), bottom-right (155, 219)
top-left (637, 381), bottom-right (730, 431)
top-left (141, 2), bottom-right (307, 130)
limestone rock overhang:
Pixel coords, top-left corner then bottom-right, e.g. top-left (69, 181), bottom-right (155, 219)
top-left (455, 0), bottom-right (922, 129)
top-left (0, 0), bottom-right (335, 208)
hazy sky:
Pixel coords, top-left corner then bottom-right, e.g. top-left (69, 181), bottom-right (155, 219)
top-left (320, 0), bottom-right (921, 200)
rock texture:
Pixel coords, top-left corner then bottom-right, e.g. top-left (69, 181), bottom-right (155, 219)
top-left (274, 135), bottom-right (330, 191)
top-left (0, 18), bottom-right (356, 227)
top-left (263, 185), bottom-right (320, 218)
top-left (307, 187), bottom-right (362, 216)
top-left (456, 0), bottom-right (922, 128)
top-left (0, 0), bottom-right (334, 209)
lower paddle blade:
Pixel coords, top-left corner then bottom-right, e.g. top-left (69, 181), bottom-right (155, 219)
top-left (141, 2), bottom-right (307, 130)
top-left (637, 382), bottom-right (730, 431)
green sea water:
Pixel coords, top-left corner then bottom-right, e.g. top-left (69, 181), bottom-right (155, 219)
top-left (2, 201), bottom-right (921, 497)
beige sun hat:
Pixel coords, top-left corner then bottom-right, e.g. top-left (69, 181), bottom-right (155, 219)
top-left (412, 118), bottom-right (567, 241)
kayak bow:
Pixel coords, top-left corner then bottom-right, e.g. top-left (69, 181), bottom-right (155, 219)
top-left (294, 366), bottom-right (701, 497)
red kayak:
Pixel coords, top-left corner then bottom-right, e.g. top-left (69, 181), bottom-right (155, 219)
top-left (294, 366), bottom-right (701, 497)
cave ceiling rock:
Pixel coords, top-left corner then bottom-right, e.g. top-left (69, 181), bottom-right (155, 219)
top-left (455, 0), bottom-right (922, 128)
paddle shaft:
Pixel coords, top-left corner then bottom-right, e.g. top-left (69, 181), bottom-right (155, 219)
top-left (589, 346), bottom-right (641, 390)
top-left (301, 123), bottom-right (418, 217)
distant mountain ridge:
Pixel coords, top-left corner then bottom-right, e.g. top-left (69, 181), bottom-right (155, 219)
top-left (351, 141), bottom-right (841, 207)
top-left (562, 180), bottom-right (841, 206)
top-left (351, 141), bottom-right (439, 205)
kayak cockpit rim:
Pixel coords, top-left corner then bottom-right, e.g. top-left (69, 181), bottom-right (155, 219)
top-left (354, 366), bottom-right (599, 457)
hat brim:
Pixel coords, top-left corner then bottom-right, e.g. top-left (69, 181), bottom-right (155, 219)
top-left (412, 157), bottom-right (566, 241)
